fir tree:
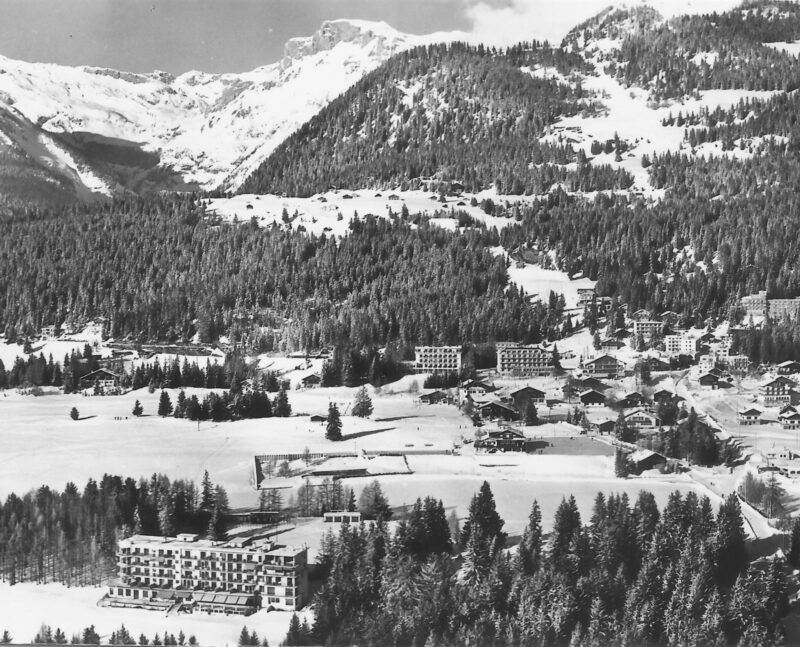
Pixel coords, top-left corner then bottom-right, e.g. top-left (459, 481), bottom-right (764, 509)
top-left (157, 391), bottom-right (173, 417)
top-left (459, 481), bottom-right (506, 557)
top-left (273, 387), bottom-right (292, 417)
top-left (326, 402), bottom-right (342, 441)
top-left (132, 399), bottom-right (143, 417)
top-left (70, 406), bottom-right (79, 421)
top-left (351, 386), bottom-right (373, 418)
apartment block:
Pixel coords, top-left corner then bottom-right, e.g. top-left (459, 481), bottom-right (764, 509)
top-left (414, 346), bottom-right (462, 373)
top-left (496, 344), bottom-right (552, 376)
top-left (664, 334), bottom-right (699, 357)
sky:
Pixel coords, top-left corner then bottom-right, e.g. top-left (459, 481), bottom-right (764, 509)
top-left (0, 0), bottom-right (748, 74)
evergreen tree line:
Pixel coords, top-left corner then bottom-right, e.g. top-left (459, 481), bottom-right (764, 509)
top-left (1, 623), bottom-right (202, 646)
top-left (163, 386), bottom-right (290, 422)
top-left (673, 93), bottom-right (800, 154)
top-left (569, 3), bottom-right (800, 101)
top-left (0, 197), bottom-right (564, 351)
top-left (240, 42), bottom-right (632, 197)
top-left (288, 481), bottom-right (781, 646)
top-left (0, 471), bottom-right (229, 586)
top-left (496, 149), bottom-right (800, 322)
top-left (731, 320), bottom-right (800, 365)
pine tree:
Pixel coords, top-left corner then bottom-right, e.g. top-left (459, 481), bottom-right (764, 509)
top-left (0, 631), bottom-right (10, 644)
top-left (326, 403), bottom-right (342, 441)
top-left (273, 387), bottom-right (292, 417)
top-left (459, 481), bottom-right (506, 557)
top-left (157, 488), bottom-right (175, 538)
top-left (157, 391), bottom-right (173, 417)
top-left (614, 449), bottom-right (631, 478)
top-left (132, 400), bottom-right (143, 417)
top-left (713, 493), bottom-right (748, 587)
top-left (788, 517), bottom-right (800, 569)
top-left (352, 386), bottom-right (373, 418)
top-left (70, 406), bottom-right (79, 421)
top-left (515, 500), bottom-right (542, 575)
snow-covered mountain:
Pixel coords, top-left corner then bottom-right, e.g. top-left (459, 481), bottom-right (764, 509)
top-left (0, 19), bottom-right (457, 199)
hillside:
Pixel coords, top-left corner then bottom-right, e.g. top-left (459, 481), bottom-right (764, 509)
top-left (0, 19), bottom-right (445, 202)
top-left (239, 41), bottom-right (634, 197)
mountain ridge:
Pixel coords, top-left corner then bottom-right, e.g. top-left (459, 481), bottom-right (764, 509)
top-left (0, 18), bottom-right (461, 202)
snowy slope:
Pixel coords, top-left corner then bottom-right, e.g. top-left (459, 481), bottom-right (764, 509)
top-left (0, 20), bottom-right (462, 195)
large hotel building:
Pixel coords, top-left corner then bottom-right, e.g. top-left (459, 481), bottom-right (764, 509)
top-left (496, 344), bottom-right (552, 376)
top-left (106, 533), bottom-right (308, 616)
top-left (414, 346), bottom-right (463, 373)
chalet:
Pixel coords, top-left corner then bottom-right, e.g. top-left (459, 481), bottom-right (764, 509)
top-left (581, 355), bottom-right (624, 379)
top-left (613, 328), bottom-right (631, 339)
top-left (79, 368), bottom-right (120, 391)
top-left (545, 398), bottom-right (565, 408)
top-left (782, 413), bottom-right (800, 430)
top-left (388, 194), bottom-right (400, 201)
top-left (580, 389), bottom-right (606, 406)
top-left (599, 338), bottom-right (624, 351)
top-left (737, 408), bottom-right (762, 426)
top-left (478, 400), bottom-right (519, 421)
top-left (419, 390), bottom-right (448, 405)
top-left (98, 356), bottom-right (126, 373)
top-left (461, 380), bottom-right (495, 397)
top-left (716, 378), bottom-right (734, 390)
top-left (594, 419), bottom-right (616, 435)
top-left (41, 324), bottom-right (59, 339)
top-left (580, 377), bottom-right (609, 392)
top-left (300, 374), bottom-right (321, 388)
top-left (699, 332), bottom-right (717, 344)
top-left (450, 181), bottom-right (465, 195)
top-left (698, 373), bottom-right (720, 389)
top-left (653, 389), bottom-right (676, 404)
top-left (646, 357), bottom-right (672, 372)
top-left (310, 414), bottom-right (327, 423)
top-left (760, 378), bottom-right (792, 407)
top-left (778, 360), bottom-right (800, 375)
top-left (624, 409), bottom-right (661, 430)
top-left (475, 428), bottom-right (527, 452)
top-left (510, 386), bottom-right (546, 411)
top-left (628, 449), bottom-right (667, 474)
top-left (577, 288), bottom-right (596, 307)
top-left (619, 392), bottom-right (647, 409)
top-left (630, 309), bottom-right (651, 321)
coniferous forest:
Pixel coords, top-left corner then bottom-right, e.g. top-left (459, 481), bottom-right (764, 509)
top-left (288, 482), bottom-right (790, 647)
top-left (0, 472), bottom-right (229, 587)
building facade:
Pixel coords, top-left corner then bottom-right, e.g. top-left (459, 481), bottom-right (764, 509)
top-left (632, 320), bottom-right (663, 340)
top-left (760, 379), bottom-right (792, 407)
top-left (414, 346), bottom-right (462, 374)
top-left (108, 533), bottom-right (308, 615)
top-left (496, 344), bottom-right (552, 376)
top-left (581, 355), bottom-right (624, 379)
top-left (664, 334), bottom-right (699, 357)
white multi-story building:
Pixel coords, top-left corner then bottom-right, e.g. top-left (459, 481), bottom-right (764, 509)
top-left (664, 334), bottom-right (699, 357)
top-left (632, 320), bottom-right (663, 340)
top-left (107, 533), bottom-right (308, 615)
top-left (415, 346), bottom-right (462, 373)
top-left (496, 344), bottom-right (552, 376)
